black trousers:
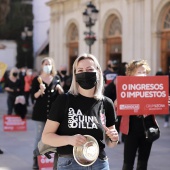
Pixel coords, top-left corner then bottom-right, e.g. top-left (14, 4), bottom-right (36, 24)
top-left (123, 131), bottom-right (152, 169)
top-left (7, 94), bottom-right (16, 114)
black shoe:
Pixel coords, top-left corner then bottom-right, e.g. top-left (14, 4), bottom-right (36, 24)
top-left (0, 149), bottom-right (4, 154)
top-left (32, 156), bottom-right (39, 169)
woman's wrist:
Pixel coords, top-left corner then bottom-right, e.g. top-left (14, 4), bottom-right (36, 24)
top-left (109, 138), bottom-right (118, 143)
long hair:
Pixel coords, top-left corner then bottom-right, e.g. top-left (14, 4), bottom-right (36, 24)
top-left (41, 57), bottom-right (56, 76)
top-left (68, 53), bottom-right (104, 100)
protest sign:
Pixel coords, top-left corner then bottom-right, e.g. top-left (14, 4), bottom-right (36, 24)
top-left (3, 115), bottom-right (27, 131)
top-left (116, 76), bottom-right (169, 115)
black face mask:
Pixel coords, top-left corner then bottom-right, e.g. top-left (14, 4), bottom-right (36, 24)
top-left (61, 70), bottom-right (67, 75)
top-left (13, 73), bottom-right (18, 77)
top-left (112, 66), bottom-right (119, 72)
top-left (75, 72), bottom-right (97, 90)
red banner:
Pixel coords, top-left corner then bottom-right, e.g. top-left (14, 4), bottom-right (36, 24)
top-left (116, 76), bottom-right (169, 115)
top-left (38, 154), bottom-right (54, 170)
top-left (3, 115), bottom-right (27, 131)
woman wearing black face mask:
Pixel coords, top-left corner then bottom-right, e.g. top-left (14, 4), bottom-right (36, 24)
top-left (42, 53), bottom-right (119, 170)
top-left (4, 67), bottom-right (22, 115)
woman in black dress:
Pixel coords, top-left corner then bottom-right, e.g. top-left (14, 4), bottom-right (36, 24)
top-left (31, 57), bottom-right (64, 169)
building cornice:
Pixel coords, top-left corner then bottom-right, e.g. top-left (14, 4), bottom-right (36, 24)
top-left (46, 0), bottom-right (67, 6)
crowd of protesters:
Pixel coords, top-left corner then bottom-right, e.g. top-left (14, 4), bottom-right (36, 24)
top-left (0, 56), bottom-right (169, 170)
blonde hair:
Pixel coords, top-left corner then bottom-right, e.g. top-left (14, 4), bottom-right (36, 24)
top-left (9, 67), bottom-right (19, 79)
top-left (41, 57), bottom-right (56, 76)
top-left (126, 60), bottom-right (151, 76)
top-left (68, 53), bottom-right (104, 100)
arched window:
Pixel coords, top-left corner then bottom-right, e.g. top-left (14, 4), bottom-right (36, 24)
top-left (163, 8), bottom-right (170, 29)
top-left (105, 15), bottom-right (121, 38)
top-left (108, 17), bottom-right (121, 36)
top-left (68, 23), bottom-right (78, 42)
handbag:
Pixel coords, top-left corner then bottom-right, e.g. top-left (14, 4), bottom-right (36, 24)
top-left (142, 115), bottom-right (160, 143)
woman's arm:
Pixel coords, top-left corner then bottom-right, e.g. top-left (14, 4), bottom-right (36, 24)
top-left (42, 119), bottom-right (86, 147)
top-left (5, 87), bottom-right (14, 92)
top-left (55, 84), bottom-right (64, 94)
top-left (103, 125), bottom-right (119, 148)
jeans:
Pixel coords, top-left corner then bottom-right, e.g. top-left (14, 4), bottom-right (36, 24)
top-left (33, 121), bottom-right (45, 150)
top-left (57, 157), bottom-right (110, 170)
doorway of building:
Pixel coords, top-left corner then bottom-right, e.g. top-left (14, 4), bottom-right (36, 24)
top-left (68, 44), bottom-right (78, 74)
top-left (67, 23), bottom-right (79, 74)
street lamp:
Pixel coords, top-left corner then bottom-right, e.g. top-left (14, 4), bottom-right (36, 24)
top-left (83, 1), bottom-right (99, 53)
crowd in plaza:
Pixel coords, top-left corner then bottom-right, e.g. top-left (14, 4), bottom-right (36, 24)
top-left (0, 54), bottom-right (170, 170)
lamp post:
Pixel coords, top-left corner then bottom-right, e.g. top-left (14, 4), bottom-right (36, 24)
top-left (21, 26), bottom-right (33, 67)
top-left (83, 1), bottom-right (99, 53)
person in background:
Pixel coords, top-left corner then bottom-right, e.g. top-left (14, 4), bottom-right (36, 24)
top-left (164, 65), bottom-right (170, 127)
top-left (103, 60), bottom-right (114, 76)
top-left (24, 68), bottom-right (34, 106)
top-left (155, 68), bottom-right (164, 76)
top-left (57, 65), bottom-right (72, 92)
top-left (4, 67), bottom-right (22, 115)
top-left (103, 59), bottom-right (119, 86)
top-left (104, 61), bottom-right (127, 143)
top-left (120, 62), bottom-right (128, 76)
top-left (42, 53), bottom-right (119, 170)
top-left (31, 57), bottom-right (64, 169)
top-left (118, 60), bottom-right (159, 170)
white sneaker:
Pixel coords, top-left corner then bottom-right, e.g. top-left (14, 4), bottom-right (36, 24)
top-left (164, 122), bottom-right (169, 128)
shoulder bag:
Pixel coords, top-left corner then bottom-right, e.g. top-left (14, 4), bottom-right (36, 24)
top-left (142, 115), bottom-right (160, 143)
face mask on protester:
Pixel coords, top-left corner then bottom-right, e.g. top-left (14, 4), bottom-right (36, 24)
top-left (13, 72), bottom-right (18, 77)
top-left (75, 72), bottom-right (97, 90)
top-left (61, 70), bottom-right (67, 75)
top-left (43, 65), bottom-right (52, 74)
top-left (27, 72), bottom-right (32, 76)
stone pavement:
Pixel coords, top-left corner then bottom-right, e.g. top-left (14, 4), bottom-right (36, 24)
top-left (0, 92), bottom-right (170, 170)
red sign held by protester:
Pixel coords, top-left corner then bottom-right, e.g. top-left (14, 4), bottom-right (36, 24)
top-left (116, 76), bottom-right (169, 115)
top-left (3, 115), bottom-right (27, 131)
top-left (38, 154), bottom-right (54, 170)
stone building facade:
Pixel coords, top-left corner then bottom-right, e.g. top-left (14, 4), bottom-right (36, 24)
top-left (46, 0), bottom-right (170, 75)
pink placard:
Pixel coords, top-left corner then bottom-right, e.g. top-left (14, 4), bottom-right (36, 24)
top-left (3, 115), bottom-right (27, 131)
